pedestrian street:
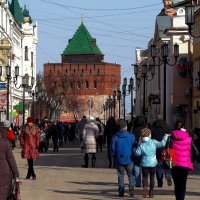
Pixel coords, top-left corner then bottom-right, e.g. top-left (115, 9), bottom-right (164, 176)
top-left (13, 142), bottom-right (200, 200)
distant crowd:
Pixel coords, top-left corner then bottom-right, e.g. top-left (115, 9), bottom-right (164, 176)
top-left (0, 114), bottom-right (200, 200)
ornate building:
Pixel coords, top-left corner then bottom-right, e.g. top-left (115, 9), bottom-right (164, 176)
top-left (43, 22), bottom-right (121, 122)
top-left (0, 0), bottom-right (38, 123)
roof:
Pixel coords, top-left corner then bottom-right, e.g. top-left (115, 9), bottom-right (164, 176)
top-left (63, 23), bottom-right (102, 55)
top-left (156, 16), bottom-right (171, 38)
top-left (22, 5), bottom-right (31, 18)
top-left (9, 0), bottom-right (24, 25)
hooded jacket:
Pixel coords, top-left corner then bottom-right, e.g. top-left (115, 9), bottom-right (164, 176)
top-left (135, 134), bottom-right (168, 167)
top-left (110, 130), bottom-right (135, 165)
top-left (172, 129), bottom-right (193, 170)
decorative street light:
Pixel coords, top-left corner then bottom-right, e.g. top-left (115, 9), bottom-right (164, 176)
top-left (117, 85), bottom-right (122, 119)
top-left (185, 1), bottom-right (200, 38)
top-left (28, 86), bottom-right (38, 117)
top-left (134, 64), bottom-right (155, 116)
top-left (113, 90), bottom-right (116, 118)
top-left (14, 73), bottom-right (35, 125)
top-left (0, 65), bottom-right (19, 120)
top-left (151, 42), bottom-right (179, 121)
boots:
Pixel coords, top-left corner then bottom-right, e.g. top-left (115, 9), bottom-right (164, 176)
top-left (149, 190), bottom-right (154, 198)
top-left (129, 185), bottom-right (134, 197)
top-left (82, 155), bottom-right (89, 168)
top-left (118, 186), bottom-right (125, 197)
top-left (143, 187), bottom-right (148, 198)
top-left (92, 156), bottom-right (96, 168)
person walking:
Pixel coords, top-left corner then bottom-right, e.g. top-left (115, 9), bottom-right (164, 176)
top-left (104, 117), bottom-right (119, 168)
top-left (171, 120), bottom-right (193, 200)
top-left (150, 116), bottom-right (172, 187)
top-left (96, 117), bottom-right (104, 153)
top-left (20, 116), bottom-right (40, 180)
top-left (131, 115), bottom-right (148, 187)
top-left (81, 116), bottom-right (99, 168)
top-left (135, 128), bottom-right (169, 198)
top-left (0, 132), bottom-right (19, 200)
top-left (110, 120), bottom-right (135, 197)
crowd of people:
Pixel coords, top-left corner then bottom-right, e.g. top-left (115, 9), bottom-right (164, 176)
top-left (0, 114), bottom-right (198, 200)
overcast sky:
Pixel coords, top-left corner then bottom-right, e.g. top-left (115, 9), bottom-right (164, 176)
top-left (18, 0), bottom-right (163, 110)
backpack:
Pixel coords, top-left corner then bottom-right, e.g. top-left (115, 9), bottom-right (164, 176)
top-left (161, 136), bottom-right (176, 169)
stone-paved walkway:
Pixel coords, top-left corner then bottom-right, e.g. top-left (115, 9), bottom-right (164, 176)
top-left (13, 143), bottom-right (200, 200)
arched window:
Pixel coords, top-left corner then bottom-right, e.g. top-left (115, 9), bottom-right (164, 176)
top-left (85, 81), bottom-right (89, 89)
top-left (77, 81), bottom-right (81, 89)
top-left (25, 46), bottom-right (28, 61)
top-left (94, 81), bottom-right (97, 89)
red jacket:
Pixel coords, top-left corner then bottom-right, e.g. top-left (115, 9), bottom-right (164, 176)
top-left (20, 124), bottom-right (40, 159)
top-left (7, 129), bottom-right (15, 142)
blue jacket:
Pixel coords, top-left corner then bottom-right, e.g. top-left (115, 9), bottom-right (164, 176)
top-left (135, 135), bottom-right (168, 167)
top-left (110, 130), bottom-right (135, 165)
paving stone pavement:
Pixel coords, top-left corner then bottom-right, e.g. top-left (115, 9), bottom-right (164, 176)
top-left (13, 142), bottom-right (200, 200)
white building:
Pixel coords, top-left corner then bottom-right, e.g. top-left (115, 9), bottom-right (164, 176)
top-left (0, 0), bottom-right (38, 123)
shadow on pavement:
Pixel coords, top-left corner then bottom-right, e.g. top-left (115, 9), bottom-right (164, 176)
top-left (34, 144), bottom-right (111, 169)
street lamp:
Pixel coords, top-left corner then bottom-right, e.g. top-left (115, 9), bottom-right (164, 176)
top-left (14, 74), bottom-right (35, 125)
top-left (151, 43), bottom-right (179, 121)
top-left (113, 90), bottom-right (116, 118)
top-left (0, 65), bottom-right (19, 120)
top-left (117, 86), bottom-right (122, 119)
top-left (134, 64), bottom-right (155, 116)
top-left (185, 1), bottom-right (200, 38)
top-left (28, 86), bottom-right (38, 117)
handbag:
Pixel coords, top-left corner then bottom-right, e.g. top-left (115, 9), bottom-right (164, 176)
top-left (7, 179), bottom-right (17, 200)
top-left (161, 136), bottom-right (176, 169)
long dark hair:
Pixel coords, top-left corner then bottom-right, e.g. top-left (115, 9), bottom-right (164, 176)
top-left (174, 120), bottom-right (184, 130)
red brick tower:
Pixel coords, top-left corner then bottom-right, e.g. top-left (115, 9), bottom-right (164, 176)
top-left (43, 22), bottom-right (121, 121)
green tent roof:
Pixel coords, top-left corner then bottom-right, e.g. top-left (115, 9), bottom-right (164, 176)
top-left (9, 0), bottom-right (24, 25)
top-left (63, 23), bottom-right (102, 55)
top-left (22, 5), bottom-right (31, 18)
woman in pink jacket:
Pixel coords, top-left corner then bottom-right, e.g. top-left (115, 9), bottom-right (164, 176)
top-left (171, 120), bottom-right (193, 200)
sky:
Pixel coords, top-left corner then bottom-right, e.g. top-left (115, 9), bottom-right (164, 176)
top-left (18, 0), bottom-right (164, 111)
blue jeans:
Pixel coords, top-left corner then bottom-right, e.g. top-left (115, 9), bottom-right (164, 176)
top-left (117, 164), bottom-right (135, 188)
top-left (134, 164), bottom-right (141, 187)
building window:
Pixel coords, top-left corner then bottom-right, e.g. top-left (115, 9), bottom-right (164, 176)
top-left (25, 46), bottom-right (28, 61)
top-left (77, 81), bottom-right (81, 89)
top-left (85, 81), bottom-right (89, 89)
top-left (94, 80), bottom-right (97, 89)
top-left (31, 52), bottom-right (33, 67)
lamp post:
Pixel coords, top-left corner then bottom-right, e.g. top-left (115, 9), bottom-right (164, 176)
top-left (117, 85), bottom-right (121, 119)
top-left (28, 86), bottom-right (38, 117)
top-left (113, 90), bottom-right (116, 118)
top-left (151, 43), bottom-right (179, 121)
top-left (0, 65), bottom-right (20, 120)
top-left (14, 73), bottom-right (35, 125)
top-left (185, 1), bottom-right (200, 38)
top-left (134, 64), bottom-right (155, 116)
top-left (129, 78), bottom-right (134, 119)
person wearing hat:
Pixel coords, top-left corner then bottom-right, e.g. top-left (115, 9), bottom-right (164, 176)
top-left (110, 119), bottom-right (135, 197)
top-left (135, 128), bottom-right (169, 198)
top-left (19, 116), bottom-right (40, 180)
top-left (1, 120), bottom-right (15, 145)
top-left (81, 116), bottom-right (99, 168)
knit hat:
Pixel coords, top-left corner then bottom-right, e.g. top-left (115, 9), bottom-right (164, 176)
top-left (27, 116), bottom-right (34, 123)
top-left (141, 128), bottom-right (151, 138)
top-left (2, 120), bottom-right (10, 128)
top-left (119, 120), bottom-right (127, 130)
top-left (88, 115), bottom-right (95, 123)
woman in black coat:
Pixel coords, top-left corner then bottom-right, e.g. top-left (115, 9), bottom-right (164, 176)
top-left (0, 135), bottom-right (19, 200)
